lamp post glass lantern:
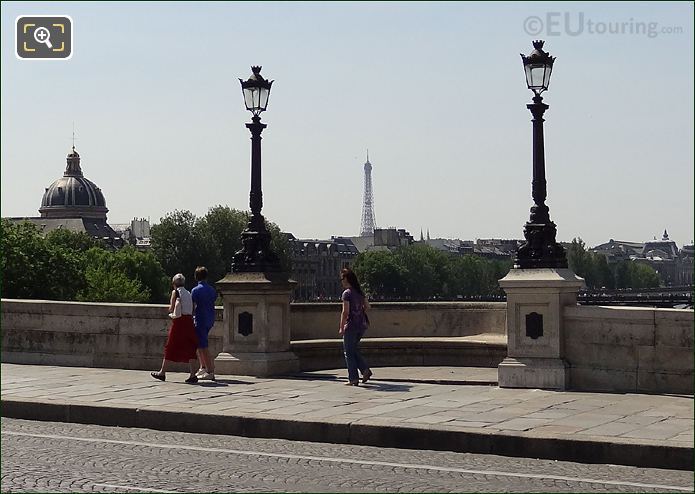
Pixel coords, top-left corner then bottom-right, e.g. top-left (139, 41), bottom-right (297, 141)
top-left (232, 66), bottom-right (281, 273)
top-left (240, 66), bottom-right (273, 116)
top-left (521, 40), bottom-right (554, 95)
top-left (515, 41), bottom-right (567, 269)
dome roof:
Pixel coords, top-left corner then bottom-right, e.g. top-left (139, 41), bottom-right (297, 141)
top-left (41, 176), bottom-right (106, 208)
top-left (39, 148), bottom-right (108, 219)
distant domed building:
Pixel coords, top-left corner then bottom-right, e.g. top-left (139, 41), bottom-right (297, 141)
top-left (39, 147), bottom-right (108, 220)
top-left (591, 230), bottom-right (693, 287)
top-left (642, 230), bottom-right (679, 261)
top-left (631, 230), bottom-right (690, 286)
top-left (6, 147), bottom-right (122, 246)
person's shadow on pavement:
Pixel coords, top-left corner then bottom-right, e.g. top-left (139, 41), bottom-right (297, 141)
top-left (184, 379), bottom-right (254, 387)
top-left (358, 381), bottom-right (412, 392)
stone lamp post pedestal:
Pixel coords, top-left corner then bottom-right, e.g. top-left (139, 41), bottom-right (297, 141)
top-left (498, 268), bottom-right (584, 390)
top-left (214, 272), bottom-right (299, 377)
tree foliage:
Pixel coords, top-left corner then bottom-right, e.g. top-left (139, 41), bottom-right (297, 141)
top-left (353, 244), bottom-right (513, 300)
top-left (626, 262), bottom-right (661, 289)
top-left (195, 206), bottom-right (247, 281)
top-left (567, 237), bottom-right (660, 289)
top-left (45, 228), bottom-right (103, 252)
top-left (149, 210), bottom-right (216, 288)
top-left (353, 250), bottom-right (405, 298)
top-left (1, 220), bottom-right (167, 303)
top-left (78, 266), bottom-right (150, 303)
top-left (78, 246), bottom-right (168, 303)
top-left (354, 238), bottom-right (661, 299)
top-left (2, 205), bottom-right (291, 303)
top-left (1, 220), bottom-right (85, 300)
top-left (150, 206), bottom-right (292, 286)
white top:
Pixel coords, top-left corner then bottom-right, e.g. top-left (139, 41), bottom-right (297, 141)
top-left (176, 287), bottom-right (193, 315)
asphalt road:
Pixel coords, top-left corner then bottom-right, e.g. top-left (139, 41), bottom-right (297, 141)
top-left (2, 418), bottom-right (692, 493)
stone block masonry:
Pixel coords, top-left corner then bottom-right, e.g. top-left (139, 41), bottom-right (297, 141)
top-left (564, 305), bottom-right (694, 394)
top-left (1, 299), bottom-right (692, 394)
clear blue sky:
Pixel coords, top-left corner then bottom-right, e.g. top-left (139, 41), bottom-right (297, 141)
top-left (2, 1), bottom-right (693, 248)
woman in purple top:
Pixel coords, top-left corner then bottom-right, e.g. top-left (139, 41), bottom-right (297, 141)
top-left (339, 268), bottom-right (373, 386)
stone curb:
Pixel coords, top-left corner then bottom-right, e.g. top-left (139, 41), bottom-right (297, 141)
top-left (2, 398), bottom-right (691, 471)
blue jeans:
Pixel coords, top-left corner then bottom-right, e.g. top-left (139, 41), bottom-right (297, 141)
top-left (343, 329), bottom-right (369, 382)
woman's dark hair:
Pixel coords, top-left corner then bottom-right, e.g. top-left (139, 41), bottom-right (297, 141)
top-left (341, 268), bottom-right (363, 296)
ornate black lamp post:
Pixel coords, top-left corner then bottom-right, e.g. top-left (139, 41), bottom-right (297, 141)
top-left (232, 66), bottom-right (282, 272)
top-left (515, 41), bottom-right (568, 269)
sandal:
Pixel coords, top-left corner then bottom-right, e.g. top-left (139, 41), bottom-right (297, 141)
top-left (151, 372), bottom-right (165, 382)
top-left (345, 380), bottom-right (359, 386)
top-left (362, 369), bottom-right (373, 384)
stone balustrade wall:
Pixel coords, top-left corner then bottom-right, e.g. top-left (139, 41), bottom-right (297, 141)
top-left (1, 299), bottom-right (692, 393)
top-left (0, 299), bottom-right (505, 371)
top-left (564, 305), bottom-right (693, 394)
top-left (1, 300), bottom-right (220, 371)
top-left (290, 302), bottom-right (507, 340)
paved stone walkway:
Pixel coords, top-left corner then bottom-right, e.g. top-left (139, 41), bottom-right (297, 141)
top-left (1, 363), bottom-right (692, 469)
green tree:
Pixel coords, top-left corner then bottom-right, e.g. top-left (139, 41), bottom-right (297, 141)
top-left (1, 220), bottom-right (44, 298)
top-left (568, 236), bottom-right (660, 290)
top-left (80, 246), bottom-right (169, 303)
top-left (114, 246), bottom-right (169, 302)
top-left (0, 220), bottom-right (85, 300)
top-left (567, 237), bottom-right (618, 289)
top-left (395, 244), bottom-right (447, 299)
top-left (42, 241), bottom-right (86, 300)
top-left (196, 206), bottom-right (247, 281)
top-left (77, 265), bottom-right (150, 303)
top-left (594, 254), bottom-right (615, 289)
top-left (152, 207), bottom-right (293, 286)
top-left (451, 255), bottom-right (505, 297)
top-left (447, 255), bottom-right (483, 296)
top-left (353, 244), bottom-right (512, 300)
top-left (567, 238), bottom-right (595, 286)
top-left (488, 259), bottom-right (513, 294)
top-left (627, 262), bottom-right (660, 289)
top-left (446, 255), bottom-right (510, 297)
top-left (353, 250), bottom-right (405, 298)
top-left (613, 261), bottom-right (630, 289)
top-left (1, 220), bottom-right (169, 303)
top-left (267, 220), bottom-right (293, 274)
top-left (150, 210), bottom-right (219, 288)
top-left (197, 205), bottom-right (293, 278)
top-left (45, 228), bottom-right (102, 252)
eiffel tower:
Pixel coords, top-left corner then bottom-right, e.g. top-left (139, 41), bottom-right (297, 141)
top-left (360, 150), bottom-right (376, 236)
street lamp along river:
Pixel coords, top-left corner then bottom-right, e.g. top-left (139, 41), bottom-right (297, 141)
top-left (232, 66), bottom-right (282, 273)
top-left (214, 66), bottom-right (299, 378)
top-left (515, 40), bottom-right (568, 270)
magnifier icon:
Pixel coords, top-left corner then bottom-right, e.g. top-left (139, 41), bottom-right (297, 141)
top-left (33, 27), bottom-right (53, 49)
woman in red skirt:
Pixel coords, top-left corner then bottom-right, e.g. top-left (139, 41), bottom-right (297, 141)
top-left (151, 273), bottom-right (199, 383)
